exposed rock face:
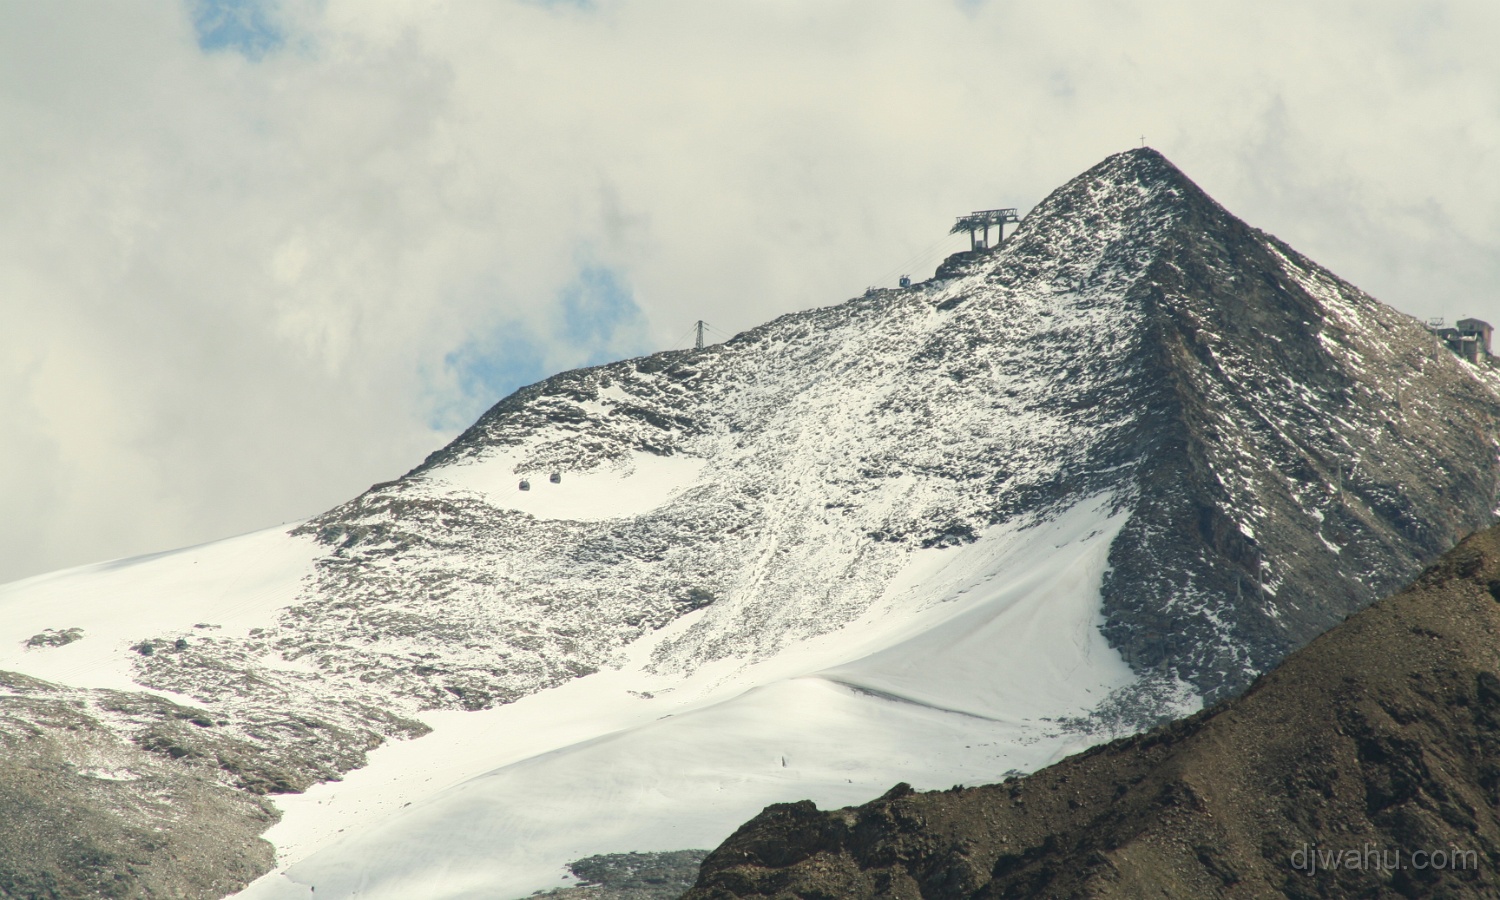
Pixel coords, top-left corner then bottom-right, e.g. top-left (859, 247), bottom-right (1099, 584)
top-left (1065, 151), bottom-right (1500, 700)
top-left (685, 524), bottom-right (1500, 899)
top-left (0, 670), bottom-right (280, 899)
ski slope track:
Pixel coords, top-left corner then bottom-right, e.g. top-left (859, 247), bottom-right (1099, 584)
top-left (2, 149), bottom-right (1498, 899)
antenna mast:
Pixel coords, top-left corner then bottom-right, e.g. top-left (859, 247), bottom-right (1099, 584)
top-left (694, 320), bottom-right (705, 350)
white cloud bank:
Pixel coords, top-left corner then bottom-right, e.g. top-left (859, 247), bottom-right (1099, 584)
top-left (2, 0), bottom-right (1497, 582)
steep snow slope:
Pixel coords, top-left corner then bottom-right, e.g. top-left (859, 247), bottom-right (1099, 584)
top-left (242, 493), bottom-right (1159, 898)
top-left (3, 148), bottom-right (1497, 898)
top-left (683, 525), bottom-right (1500, 900)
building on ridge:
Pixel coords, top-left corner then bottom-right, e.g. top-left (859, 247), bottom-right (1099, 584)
top-left (1427, 317), bottom-right (1494, 366)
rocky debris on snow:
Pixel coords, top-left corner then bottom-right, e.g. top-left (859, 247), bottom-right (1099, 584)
top-left (23, 627), bottom-right (82, 649)
top-left (126, 632), bottom-right (430, 790)
top-left (532, 850), bottom-right (710, 899)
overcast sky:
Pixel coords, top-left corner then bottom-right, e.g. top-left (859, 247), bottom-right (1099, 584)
top-left (2, 0), bottom-right (1497, 584)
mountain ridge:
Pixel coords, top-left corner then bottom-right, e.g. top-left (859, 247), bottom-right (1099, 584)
top-left (290, 147), bottom-right (1500, 709)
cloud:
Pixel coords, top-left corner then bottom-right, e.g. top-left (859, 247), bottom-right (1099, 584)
top-left (0, 0), bottom-right (1497, 582)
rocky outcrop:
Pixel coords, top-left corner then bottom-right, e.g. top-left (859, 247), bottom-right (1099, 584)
top-left (0, 670), bottom-right (279, 899)
top-left (534, 851), bottom-right (710, 899)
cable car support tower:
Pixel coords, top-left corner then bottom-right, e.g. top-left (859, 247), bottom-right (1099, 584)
top-left (950, 208), bottom-right (1020, 251)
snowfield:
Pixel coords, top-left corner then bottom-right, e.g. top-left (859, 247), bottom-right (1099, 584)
top-left (242, 495), bottom-right (1148, 900)
top-left (1, 491), bottom-right (1163, 899)
top-left (425, 448), bottom-right (707, 522)
top-left (0, 524), bottom-right (321, 694)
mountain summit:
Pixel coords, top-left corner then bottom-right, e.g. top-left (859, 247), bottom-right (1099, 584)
top-left (1, 149), bottom-right (1497, 897)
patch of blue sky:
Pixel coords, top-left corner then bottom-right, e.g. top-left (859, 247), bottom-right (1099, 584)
top-left (430, 265), bottom-right (653, 432)
top-left (191, 0), bottom-right (285, 59)
top-left (558, 266), bottom-right (641, 350)
top-left (433, 329), bottom-right (549, 432)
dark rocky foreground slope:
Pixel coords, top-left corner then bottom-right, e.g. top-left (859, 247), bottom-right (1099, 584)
top-left (685, 524), bottom-right (1500, 899)
top-left (0, 672), bottom-right (278, 898)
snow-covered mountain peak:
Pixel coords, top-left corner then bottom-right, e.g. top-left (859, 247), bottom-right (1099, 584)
top-left (984, 147), bottom-right (1188, 275)
top-left (265, 145), bottom-right (1500, 712)
top-left (3, 148), bottom-right (1498, 899)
